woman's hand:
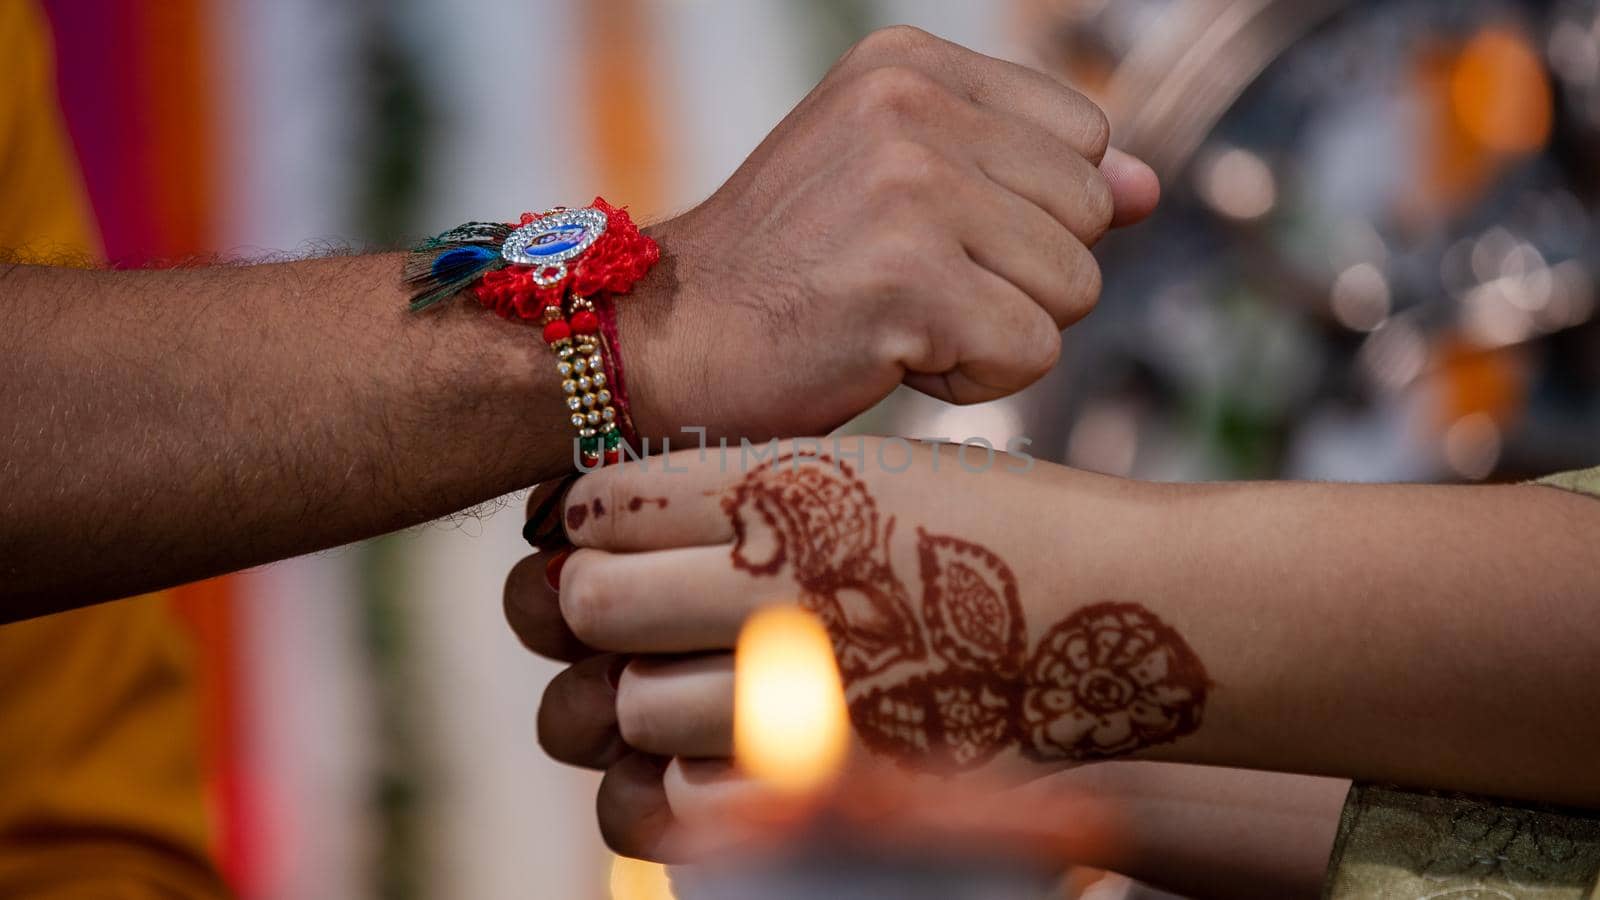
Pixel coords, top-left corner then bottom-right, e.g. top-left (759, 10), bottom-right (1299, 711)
top-left (509, 439), bottom-right (1600, 861)
top-left (505, 438), bottom-right (1210, 856)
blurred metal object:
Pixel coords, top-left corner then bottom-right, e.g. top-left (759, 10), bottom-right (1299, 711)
top-left (1549, 0), bottom-right (1600, 131)
top-left (1011, 0), bottom-right (1600, 481)
top-left (1102, 0), bottom-right (1352, 180)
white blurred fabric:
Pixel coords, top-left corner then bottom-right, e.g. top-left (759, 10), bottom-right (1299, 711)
top-left (216, 2), bottom-right (376, 899)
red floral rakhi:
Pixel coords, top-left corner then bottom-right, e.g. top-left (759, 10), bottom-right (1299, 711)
top-left (405, 197), bottom-right (657, 465)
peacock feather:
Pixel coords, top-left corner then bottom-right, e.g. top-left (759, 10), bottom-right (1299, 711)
top-left (404, 221), bottom-right (513, 312)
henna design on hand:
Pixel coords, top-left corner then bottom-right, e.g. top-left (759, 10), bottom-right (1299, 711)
top-left (917, 530), bottom-right (1027, 680)
top-left (1020, 602), bottom-right (1208, 761)
top-left (722, 455), bottom-right (1209, 773)
top-left (565, 494), bottom-right (666, 532)
top-left (723, 454), bottom-right (924, 681)
top-left (847, 529), bottom-right (1030, 771)
top-left (852, 671), bottom-right (1022, 772)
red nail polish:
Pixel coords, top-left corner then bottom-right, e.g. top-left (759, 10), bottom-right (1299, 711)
top-left (544, 547), bottom-right (572, 592)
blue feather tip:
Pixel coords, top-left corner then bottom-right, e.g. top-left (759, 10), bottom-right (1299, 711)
top-left (432, 245), bottom-right (500, 282)
top-left (406, 244), bottom-right (507, 313)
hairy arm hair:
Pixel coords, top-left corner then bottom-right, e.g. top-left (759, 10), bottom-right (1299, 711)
top-left (0, 252), bottom-right (586, 619)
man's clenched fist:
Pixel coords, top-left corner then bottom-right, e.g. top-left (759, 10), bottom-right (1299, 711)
top-left (619, 26), bottom-right (1158, 442)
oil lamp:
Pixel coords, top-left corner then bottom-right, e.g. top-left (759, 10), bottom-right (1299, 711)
top-left (670, 605), bottom-right (1068, 900)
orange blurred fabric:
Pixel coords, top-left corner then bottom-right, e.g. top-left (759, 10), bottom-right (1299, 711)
top-left (0, 3), bottom-right (226, 897)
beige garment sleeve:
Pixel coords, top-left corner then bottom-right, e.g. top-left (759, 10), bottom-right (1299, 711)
top-left (1536, 466), bottom-right (1600, 500)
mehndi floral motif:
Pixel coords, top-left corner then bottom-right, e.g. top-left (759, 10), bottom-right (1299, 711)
top-left (1020, 602), bottom-right (1208, 761)
top-left (722, 455), bottom-right (1210, 774)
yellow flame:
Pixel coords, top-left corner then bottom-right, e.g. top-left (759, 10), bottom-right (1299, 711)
top-left (609, 856), bottom-right (676, 900)
top-left (734, 605), bottom-right (851, 795)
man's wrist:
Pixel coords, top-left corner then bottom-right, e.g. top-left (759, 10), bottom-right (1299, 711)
top-left (409, 274), bottom-right (572, 487)
top-left (612, 219), bottom-right (690, 450)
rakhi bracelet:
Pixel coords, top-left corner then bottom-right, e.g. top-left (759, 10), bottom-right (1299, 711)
top-left (404, 197), bottom-right (658, 468)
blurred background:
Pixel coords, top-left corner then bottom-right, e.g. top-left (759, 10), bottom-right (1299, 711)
top-left (25, 0), bottom-right (1599, 897)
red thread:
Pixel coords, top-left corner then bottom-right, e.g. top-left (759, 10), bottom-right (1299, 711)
top-left (597, 296), bottom-right (638, 448)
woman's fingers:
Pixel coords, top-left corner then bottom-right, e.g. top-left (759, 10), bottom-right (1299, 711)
top-left (616, 655), bottom-right (735, 758)
top-left (662, 758), bottom-right (758, 826)
top-left (510, 479), bottom-right (596, 660)
top-left (597, 753), bottom-right (678, 861)
top-left (537, 653), bottom-right (630, 770)
top-left (539, 651), bottom-right (737, 767)
top-left (559, 546), bottom-right (785, 653)
top-left (523, 475), bottom-right (578, 551)
top-left (504, 552), bottom-right (591, 662)
top-left (562, 454), bottom-right (735, 552)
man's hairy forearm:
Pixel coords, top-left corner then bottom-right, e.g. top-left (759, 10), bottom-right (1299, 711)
top-left (1, 255), bottom-right (582, 620)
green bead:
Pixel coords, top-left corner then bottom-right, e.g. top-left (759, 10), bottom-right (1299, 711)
top-left (579, 435), bottom-right (600, 454)
top-left (603, 430), bottom-right (621, 449)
